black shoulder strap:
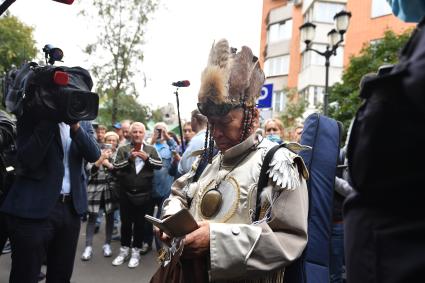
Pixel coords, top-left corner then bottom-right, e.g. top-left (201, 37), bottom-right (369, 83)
top-left (254, 144), bottom-right (282, 221)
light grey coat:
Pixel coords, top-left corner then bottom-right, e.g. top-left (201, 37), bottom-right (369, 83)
top-left (162, 135), bottom-right (309, 282)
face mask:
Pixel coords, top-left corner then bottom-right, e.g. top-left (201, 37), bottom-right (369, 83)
top-left (266, 134), bottom-right (282, 144)
top-left (387, 0), bottom-right (425, 23)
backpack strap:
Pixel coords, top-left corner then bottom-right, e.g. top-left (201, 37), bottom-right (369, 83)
top-left (254, 144), bottom-right (282, 222)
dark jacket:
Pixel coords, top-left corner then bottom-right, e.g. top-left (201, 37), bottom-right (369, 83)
top-left (113, 142), bottom-right (162, 193)
top-left (0, 116), bottom-right (100, 219)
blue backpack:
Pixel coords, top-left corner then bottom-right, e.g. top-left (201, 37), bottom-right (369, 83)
top-left (284, 113), bottom-right (341, 283)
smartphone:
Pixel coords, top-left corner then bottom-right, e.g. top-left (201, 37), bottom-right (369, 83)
top-left (134, 143), bottom-right (141, 151)
top-left (103, 143), bottom-right (112, 149)
top-left (156, 128), bottom-right (162, 139)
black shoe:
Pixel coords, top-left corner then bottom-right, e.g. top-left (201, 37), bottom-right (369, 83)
top-left (140, 243), bottom-right (151, 255)
top-left (38, 271), bottom-right (46, 282)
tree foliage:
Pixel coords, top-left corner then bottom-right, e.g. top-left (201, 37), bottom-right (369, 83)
top-left (151, 107), bottom-right (163, 123)
top-left (96, 90), bottom-right (151, 127)
top-left (280, 88), bottom-right (307, 139)
top-left (0, 14), bottom-right (37, 74)
top-left (328, 29), bottom-right (412, 134)
top-left (280, 88), bottom-right (307, 127)
top-left (81, 0), bottom-right (158, 124)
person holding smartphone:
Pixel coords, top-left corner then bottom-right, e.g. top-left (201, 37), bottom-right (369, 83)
top-left (112, 122), bottom-right (162, 268)
top-left (146, 122), bottom-right (178, 252)
top-left (81, 131), bottom-right (120, 261)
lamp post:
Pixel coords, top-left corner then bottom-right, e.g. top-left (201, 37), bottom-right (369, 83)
top-left (299, 10), bottom-right (351, 116)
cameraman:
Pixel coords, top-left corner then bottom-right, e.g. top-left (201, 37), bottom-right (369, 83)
top-left (0, 112), bottom-right (100, 283)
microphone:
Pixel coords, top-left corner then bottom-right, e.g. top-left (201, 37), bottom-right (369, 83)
top-left (52, 0), bottom-right (74, 4)
top-left (172, 80), bottom-right (190, 87)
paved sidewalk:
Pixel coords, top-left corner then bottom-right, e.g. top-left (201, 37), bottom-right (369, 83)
top-left (0, 222), bottom-right (159, 283)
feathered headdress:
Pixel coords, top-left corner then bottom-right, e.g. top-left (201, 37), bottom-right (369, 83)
top-left (197, 39), bottom-right (265, 116)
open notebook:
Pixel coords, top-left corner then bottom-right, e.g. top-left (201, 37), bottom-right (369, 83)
top-left (145, 208), bottom-right (198, 238)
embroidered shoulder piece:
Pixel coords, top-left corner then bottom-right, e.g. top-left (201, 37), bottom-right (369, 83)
top-left (267, 147), bottom-right (309, 191)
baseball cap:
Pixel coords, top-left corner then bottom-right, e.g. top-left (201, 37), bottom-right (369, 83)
top-left (113, 122), bottom-right (121, 129)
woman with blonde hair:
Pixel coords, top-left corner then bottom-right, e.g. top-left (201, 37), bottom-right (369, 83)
top-left (81, 131), bottom-right (120, 261)
top-left (264, 118), bottom-right (285, 144)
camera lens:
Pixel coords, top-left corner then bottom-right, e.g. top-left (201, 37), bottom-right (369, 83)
top-left (65, 91), bottom-right (98, 121)
top-left (70, 96), bottom-right (86, 114)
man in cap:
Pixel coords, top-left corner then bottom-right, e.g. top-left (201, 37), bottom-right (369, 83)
top-left (113, 122), bottom-right (124, 144)
top-left (158, 39), bottom-right (309, 282)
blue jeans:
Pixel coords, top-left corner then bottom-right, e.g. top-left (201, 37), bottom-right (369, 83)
top-left (330, 222), bottom-right (345, 283)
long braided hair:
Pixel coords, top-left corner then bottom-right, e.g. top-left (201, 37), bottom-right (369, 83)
top-left (200, 99), bottom-right (256, 164)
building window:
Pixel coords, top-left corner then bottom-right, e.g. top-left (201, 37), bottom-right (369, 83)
top-left (268, 19), bottom-right (293, 43)
top-left (304, 7), bottom-right (313, 23)
top-left (313, 86), bottom-right (324, 106)
top-left (371, 0), bottom-right (392, 18)
top-left (301, 44), bottom-right (344, 70)
top-left (273, 90), bottom-right (287, 113)
top-left (264, 55), bottom-right (290, 77)
top-left (299, 88), bottom-right (308, 102)
top-left (313, 2), bottom-right (346, 23)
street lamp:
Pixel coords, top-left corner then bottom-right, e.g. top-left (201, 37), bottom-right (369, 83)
top-left (299, 10), bottom-right (351, 116)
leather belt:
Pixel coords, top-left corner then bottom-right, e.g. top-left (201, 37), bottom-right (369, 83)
top-left (58, 194), bottom-right (72, 203)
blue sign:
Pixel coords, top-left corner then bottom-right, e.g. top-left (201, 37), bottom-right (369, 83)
top-left (257, 83), bottom-right (273, 108)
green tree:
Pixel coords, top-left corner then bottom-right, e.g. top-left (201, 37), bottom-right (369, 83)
top-left (280, 87), bottom-right (307, 139)
top-left (328, 29), bottom-right (412, 134)
top-left (96, 89), bottom-right (152, 127)
top-left (151, 107), bottom-right (163, 123)
top-left (81, 0), bottom-right (158, 124)
top-left (0, 13), bottom-right (37, 74)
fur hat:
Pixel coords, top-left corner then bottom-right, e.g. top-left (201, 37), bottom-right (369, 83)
top-left (197, 39), bottom-right (265, 116)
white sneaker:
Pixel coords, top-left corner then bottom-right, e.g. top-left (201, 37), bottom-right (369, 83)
top-left (81, 246), bottom-right (93, 261)
top-left (112, 246), bottom-right (130, 266)
top-left (128, 248), bottom-right (141, 268)
top-left (103, 244), bottom-right (112, 257)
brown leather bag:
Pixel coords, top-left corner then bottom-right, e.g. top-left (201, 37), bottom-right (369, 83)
top-left (150, 244), bottom-right (184, 283)
top-left (150, 244), bottom-right (209, 283)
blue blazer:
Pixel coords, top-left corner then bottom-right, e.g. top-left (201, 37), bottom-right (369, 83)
top-left (1, 116), bottom-right (100, 219)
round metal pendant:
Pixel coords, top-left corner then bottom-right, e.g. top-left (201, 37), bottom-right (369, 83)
top-left (199, 177), bottom-right (240, 222)
top-left (200, 189), bottom-right (222, 218)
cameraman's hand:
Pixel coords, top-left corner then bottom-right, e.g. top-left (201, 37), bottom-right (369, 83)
top-left (70, 122), bottom-right (80, 133)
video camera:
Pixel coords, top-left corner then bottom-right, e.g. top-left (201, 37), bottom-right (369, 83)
top-left (1, 45), bottom-right (99, 123)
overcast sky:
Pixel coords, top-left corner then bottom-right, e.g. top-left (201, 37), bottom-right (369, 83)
top-left (8, 0), bottom-right (263, 120)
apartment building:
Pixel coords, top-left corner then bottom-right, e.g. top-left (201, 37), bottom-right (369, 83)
top-left (260, 0), bottom-right (413, 118)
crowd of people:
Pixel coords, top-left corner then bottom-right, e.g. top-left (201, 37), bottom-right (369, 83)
top-left (0, 49), bottom-right (379, 282)
top-left (1, 1), bottom-right (424, 281)
top-left (79, 109), bottom-right (306, 269)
